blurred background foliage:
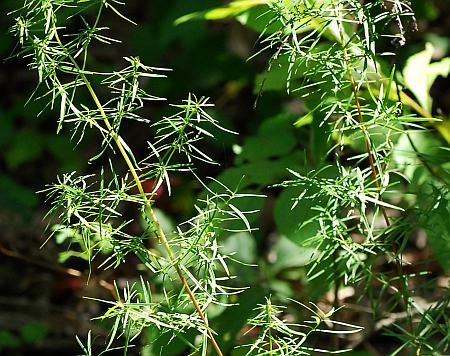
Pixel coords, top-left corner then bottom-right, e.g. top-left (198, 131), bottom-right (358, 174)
top-left (0, 0), bottom-right (449, 355)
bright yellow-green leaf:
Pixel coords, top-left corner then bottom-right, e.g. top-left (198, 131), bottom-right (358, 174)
top-left (175, 0), bottom-right (268, 26)
top-left (294, 112), bottom-right (313, 128)
top-left (403, 43), bottom-right (450, 113)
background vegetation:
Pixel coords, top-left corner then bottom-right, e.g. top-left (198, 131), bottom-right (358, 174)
top-left (1, 0), bottom-right (449, 355)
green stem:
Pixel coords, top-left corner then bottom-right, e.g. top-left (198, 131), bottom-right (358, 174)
top-left (52, 22), bottom-right (223, 356)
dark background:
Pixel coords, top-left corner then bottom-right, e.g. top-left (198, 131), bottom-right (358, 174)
top-left (0, 1), bottom-right (449, 354)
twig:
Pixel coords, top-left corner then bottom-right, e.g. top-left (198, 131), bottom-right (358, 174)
top-left (0, 243), bottom-right (81, 277)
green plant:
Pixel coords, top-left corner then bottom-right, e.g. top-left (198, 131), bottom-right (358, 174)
top-left (10, 0), bottom-right (359, 354)
top-left (178, 0), bottom-right (450, 354)
top-left (9, 0), bottom-right (450, 355)
top-left (9, 1), bottom-right (247, 354)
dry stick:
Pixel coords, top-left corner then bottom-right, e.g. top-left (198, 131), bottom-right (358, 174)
top-left (52, 29), bottom-right (224, 356)
top-left (0, 243), bottom-right (120, 300)
top-left (333, 6), bottom-right (415, 344)
top-left (0, 243), bottom-right (81, 277)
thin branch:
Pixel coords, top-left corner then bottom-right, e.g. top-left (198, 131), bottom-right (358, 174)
top-left (52, 20), bottom-right (223, 356)
top-left (333, 2), bottom-right (415, 342)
